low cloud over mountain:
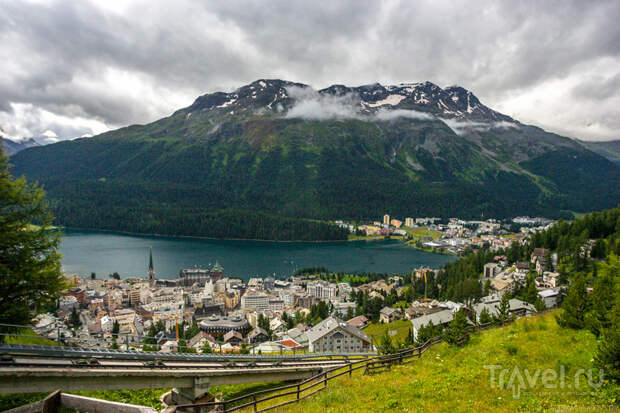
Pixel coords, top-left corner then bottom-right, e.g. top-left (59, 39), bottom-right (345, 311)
top-left (0, 1), bottom-right (619, 141)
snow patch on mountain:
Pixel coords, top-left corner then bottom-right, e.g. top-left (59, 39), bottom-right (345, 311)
top-left (365, 94), bottom-right (406, 107)
top-left (285, 86), bottom-right (433, 122)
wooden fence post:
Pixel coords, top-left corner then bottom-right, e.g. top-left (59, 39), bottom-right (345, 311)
top-left (297, 383), bottom-right (300, 400)
top-left (253, 394), bottom-right (257, 412)
top-left (349, 363), bottom-right (352, 377)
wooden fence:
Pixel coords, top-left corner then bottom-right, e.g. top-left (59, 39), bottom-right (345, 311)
top-left (171, 316), bottom-right (534, 413)
top-left (170, 333), bottom-right (467, 412)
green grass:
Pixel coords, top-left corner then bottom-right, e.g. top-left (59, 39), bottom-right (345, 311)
top-left (72, 389), bottom-right (168, 409)
top-left (571, 211), bottom-right (590, 220)
top-left (0, 389), bottom-right (168, 411)
top-left (242, 313), bottom-right (619, 412)
top-left (211, 382), bottom-right (288, 409)
top-left (4, 314), bottom-right (618, 412)
top-left (4, 328), bottom-right (58, 346)
top-left (362, 320), bottom-right (413, 345)
top-left (347, 234), bottom-right (385, 241)
top-left (404, 227), bottom-right (442, 240)
top-left (1, 328), bottom-right (166, 411)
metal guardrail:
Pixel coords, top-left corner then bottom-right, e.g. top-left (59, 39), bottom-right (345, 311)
top-left (1, 313), bottom-right (546, 410)
top-left (0, 343), bottom-right (373, 363)
top-left (170, 340), bottom-right (440, 413)
top-left (171, 316), bottom-right (531, 413)
top-left (0, 321), bottom-right (376, 361)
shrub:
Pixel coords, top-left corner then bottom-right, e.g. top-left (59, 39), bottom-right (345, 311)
top-left (444, 310), bottom-right (470, 346)
top-left (505, 343), bottom-right (518, 356)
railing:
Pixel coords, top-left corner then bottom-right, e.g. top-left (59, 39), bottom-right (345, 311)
top-left (171, 316), bottom-right (531, 413)
top-left (170, 336), bottom-right (443, 413)
top-left (0, 321), bottom-right (375, 362)
top-left (1, 313), bottom-right (548, 411)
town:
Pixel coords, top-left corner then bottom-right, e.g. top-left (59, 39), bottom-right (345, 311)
top-left (340, 214), bottom-right (552, 254)
top-left (32, 215), bottom-right (564, 357)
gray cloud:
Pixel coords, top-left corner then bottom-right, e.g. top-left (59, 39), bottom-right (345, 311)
top-left (0, 0), bottom-right (619, 141)
top-left (374, 109), bottom-right (434, 122)
top-left (284, 87), bottom-right (363, 120)
top-left (441, 119), bottom-right (519, 136)
top-left (284, 86), bottom-right (434, 121)
top-left (571, 72), bottom-right (620, 101)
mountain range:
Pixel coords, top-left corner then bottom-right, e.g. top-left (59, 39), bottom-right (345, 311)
top-left (0, 128), bottom-right (39, 155)
top-left (8, 79), bottom-right (620, 240)
top-left (580, 140), bottom-right (620, 165)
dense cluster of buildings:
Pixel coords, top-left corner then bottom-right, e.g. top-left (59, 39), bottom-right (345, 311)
top-left (373, 247), bottom-right (564, 341)
top-left (344, 215), bottom-right (553, 255)
top-left (31, 215), bottom-right (565, 355)
top-left (34, 259), bottom-right (372, 354)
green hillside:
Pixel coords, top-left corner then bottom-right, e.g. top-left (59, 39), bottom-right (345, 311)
top-left (262, 313), bottom-right (618, 412)
top-left (9, 80), bottom-right (620, 240)
top-left (362, 320), bottom-right (413, 344)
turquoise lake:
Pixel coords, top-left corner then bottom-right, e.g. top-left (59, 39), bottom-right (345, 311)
top-left (60, 230), bottom-right (456, 280)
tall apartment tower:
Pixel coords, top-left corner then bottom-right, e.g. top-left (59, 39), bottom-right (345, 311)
top-left (383, 214), bottom-right (390, 225)
top-left (148, 246), bottom-right (155, 281)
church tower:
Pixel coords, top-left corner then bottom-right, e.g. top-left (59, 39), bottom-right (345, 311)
top-left (148, 246), bottom-right (155, 281)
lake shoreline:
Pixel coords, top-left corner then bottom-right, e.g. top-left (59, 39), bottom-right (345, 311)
top-left (61, 226), bottom-right (401, 245)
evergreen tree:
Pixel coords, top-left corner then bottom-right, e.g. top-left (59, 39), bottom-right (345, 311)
top-left (184, 320), bottom-right (200, 340)
top-left (0, 147), bottom-right (65, 332)
top-left (594, 255), bottom-right (620, 382)
top-left (111, 320), bottom-right (120, 338)
top-left (257, 314), bottom-right (272, 338)
top-left (483, 279), bottom-right (491, 297)
top-left (478, 307), bottom-right (493, 325)
top-left (404, 327), bottom-right (414, 347)
top-left (444, 310), bottom-right (470, 346)
top-left (178, 338), bottom-right (195, 353)
top-left (496, 292), bottom-right (512, 324)
top-left (595, 327), bottom-right (620, 384)
top-left (70, 306), bottom-right (82, 328)
top-left (523, 276), bottom-right (539, 305)
top-left (201, 340), bottom-right (213, 354)
top-left (533, 295), bottom-right (547, 312)
top-left (346, 306), bottom-right (355, 321)
top-left (556, 274), bottom-right (589, 329)
top-left (416, 321), bottom-right (437, 345)
top-left (379, 332), bottom-right (395, 354)
top-left (585, 254), bottom-right (619, 336)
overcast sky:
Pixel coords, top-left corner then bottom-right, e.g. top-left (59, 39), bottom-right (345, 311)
top-left (1, 0), bottom-right (619, 143)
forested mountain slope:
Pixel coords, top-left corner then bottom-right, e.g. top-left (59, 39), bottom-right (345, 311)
top-left (10, 80), bottom-right (620, 240)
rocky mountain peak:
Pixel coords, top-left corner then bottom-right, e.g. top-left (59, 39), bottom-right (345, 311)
top-left (178, 79), bottom-right (514, 123)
